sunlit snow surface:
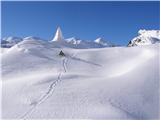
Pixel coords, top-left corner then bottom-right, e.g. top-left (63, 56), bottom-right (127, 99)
top-left (1, 39), bottom-right (160, 119)
top-left (128, 30), bottom-right (160, 46)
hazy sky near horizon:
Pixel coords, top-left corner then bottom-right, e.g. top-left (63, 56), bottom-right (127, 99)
top-left (2, 1), bottom-right (159, 45)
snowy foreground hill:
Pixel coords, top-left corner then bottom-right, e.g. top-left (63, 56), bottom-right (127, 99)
top-left (1, 29), bottom-right (160, 119)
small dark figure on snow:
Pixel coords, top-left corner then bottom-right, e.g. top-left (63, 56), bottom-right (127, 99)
top-left (59, 50), bottom-right (65, 56)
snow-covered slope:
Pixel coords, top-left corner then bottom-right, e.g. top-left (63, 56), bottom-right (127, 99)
top-left (1, 39), bottom-right (159, 119)
top-left (128, 30), bottom-right (160, 46)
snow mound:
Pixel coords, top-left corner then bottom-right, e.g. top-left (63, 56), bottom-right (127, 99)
top-left (128, 30), bottom-right (160, 46)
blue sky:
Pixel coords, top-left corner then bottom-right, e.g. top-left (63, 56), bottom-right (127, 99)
top-left (1, 1), bottom-right (159, 45)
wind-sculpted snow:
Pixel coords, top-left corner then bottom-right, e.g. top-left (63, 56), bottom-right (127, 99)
top-left (1, 39), bottom-right (159, 119)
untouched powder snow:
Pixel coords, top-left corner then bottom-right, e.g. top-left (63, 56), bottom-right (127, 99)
top-left (1, 38), bottom-right (160, 119)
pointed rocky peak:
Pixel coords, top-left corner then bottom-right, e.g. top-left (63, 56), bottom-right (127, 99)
top-left (52, 27), bottom-right (64, 42)
top-left (94, 37), bottom-right (108, 46)
top-left (66, 37), bottom-right (82, 45)
top-left (94, 37), bottom-right (103, 43)
top-left (128, 30), bottom-right (160, 47)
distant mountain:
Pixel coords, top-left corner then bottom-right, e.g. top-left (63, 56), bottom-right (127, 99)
top-left (94, 37), bottom-right (108, 46)
top-left (1, 37), bottom-right (23, 48)
top-left (1, 27), bottom-right (113, 49)
top-left (66, 37), bottom-right (82, 45)
top-left (50, 27), bottom-right (112, 48)
top-left (51, 27), bottom-right (64, 42)
top-left (128, 30), bottom-right (160, 47)
top-left (3, 28), bottom-right (159, 49)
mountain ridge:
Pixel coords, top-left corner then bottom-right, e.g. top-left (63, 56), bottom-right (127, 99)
top-left (1, 29), bottom-right (160, 49)
top-left (128, 29), bottom-right (160, 46)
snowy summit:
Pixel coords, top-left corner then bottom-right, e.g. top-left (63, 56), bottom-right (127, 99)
top-left (128, 29), bottom-right (160, 46)
top-left (94, 37), bottom-right (108, 46)
top-left (51, 27), bottom-right (64, 42)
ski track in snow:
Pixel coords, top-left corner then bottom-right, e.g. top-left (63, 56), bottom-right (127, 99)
top-left (20, 56), bottom-right (69, 119)
top-left (63, 58), bottom-right (67, 72)
top-left (19, 53), bottom-right (77, 119)
top-left (19, 52), bottom-right (140, 119)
